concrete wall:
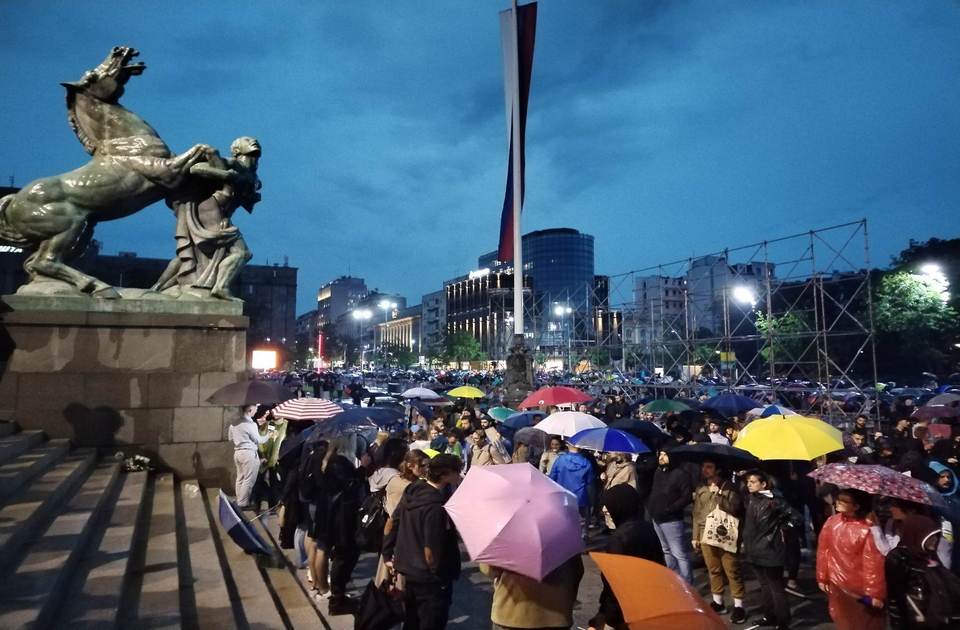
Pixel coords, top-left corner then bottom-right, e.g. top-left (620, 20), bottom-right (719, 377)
top-left (0, 304), bottom-right (248, 486)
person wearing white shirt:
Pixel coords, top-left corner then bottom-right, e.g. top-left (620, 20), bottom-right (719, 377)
top-left (228, 404), bottom-right (273, 508)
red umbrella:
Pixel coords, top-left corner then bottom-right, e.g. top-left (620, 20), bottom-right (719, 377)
top-left (912, 405), bottom-right (960, 421)
top-left (808, 463), bottom-right (945, 507)
top-left (518, 386), bottom-right (592, 409)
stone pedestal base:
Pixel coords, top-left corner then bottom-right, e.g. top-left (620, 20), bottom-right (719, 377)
top-left (0, 295), bottom-right (248, 486)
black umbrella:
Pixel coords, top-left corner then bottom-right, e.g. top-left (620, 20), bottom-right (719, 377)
top-left (514, 426), bottom-right (549, 450)
top-left (206, 379), bottom-right (294, 406)
top-left (669, 442), bottom-right (759, 470)
top-left (609, 418), bottom-right (669, 448)
top-left (277, 423), bottom-right (319, 468)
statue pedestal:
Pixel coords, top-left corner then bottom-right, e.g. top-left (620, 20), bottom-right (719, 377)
top-left (0, 295), bottom-right (247, 486)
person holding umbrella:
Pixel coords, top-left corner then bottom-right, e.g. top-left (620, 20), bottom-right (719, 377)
top-left (646, 446), bottom-right (695, 583)
top-left (692, 458), bottom-right (746, 623)
top-left (228, 404), bottom-right (277, 509)
top-left (816, 488), bottom-right (887, 630)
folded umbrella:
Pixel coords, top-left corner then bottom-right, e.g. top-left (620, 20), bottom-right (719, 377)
top-left (218, 490), bottom-right (270, 555)
top-left (669, 443), bottom-right (759, 470)
top-left (590, 552), bottom-right (725, 630)
top-left (206, 379), bottom-right (293, 406)
top-left (272, 397), bottom-right (343, 421)
top-left (641, 399), bottom-right (691, 414)
top-left (447, 385), bottom-right (485, 399)
top-left (568, 427), bottom-right (650, 454)
top-left (808, 463), bottom-right (946, 508)
top-left (735, 416), bottom-right (843, 460)
top-left (503, 410), bottom-right (547, 431)
top-left (445, 464), bottom-right (583, 580)
top-left (532, 411), bottom-right (606, 438)
top-left (703, 393), bottom-right (759, 417)
top-left (518, 386), bottom-right (592, 409)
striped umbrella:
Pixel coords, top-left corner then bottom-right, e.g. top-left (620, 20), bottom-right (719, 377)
top-left (272, 397), bottom-right (343, 421)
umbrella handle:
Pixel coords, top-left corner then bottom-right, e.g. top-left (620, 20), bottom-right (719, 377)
top-left (249, 505), bottom-right (278, 522)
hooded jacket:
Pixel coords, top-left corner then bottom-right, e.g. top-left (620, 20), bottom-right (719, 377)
top-left (549, 451), bottom-right (594, 508)
top-left (386, 480), bottom-right (461, 583)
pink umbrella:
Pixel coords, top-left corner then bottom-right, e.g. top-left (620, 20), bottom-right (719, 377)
top-left (444, 463), bottom-right (583, 581)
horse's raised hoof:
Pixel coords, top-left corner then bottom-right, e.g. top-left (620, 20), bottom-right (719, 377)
top-left (91, 286), bottom-right (122, 299)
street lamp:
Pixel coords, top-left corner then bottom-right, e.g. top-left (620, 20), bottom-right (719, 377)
top-left (352, 308), bottom-right (373, 367)
top-left (918, 263), bottom-right (949, 302)
top-left (378, 299), bottom-right (397, 359)
top-left (732, 285), bottom-right (757, 306)
top-left (553, 304), bottom-right (573, 371)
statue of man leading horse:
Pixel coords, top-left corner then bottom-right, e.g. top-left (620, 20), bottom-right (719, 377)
top-left (0, 46), bottom-right (257, 299)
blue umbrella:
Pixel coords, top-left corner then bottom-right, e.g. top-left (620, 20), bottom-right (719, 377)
top-left (218, 490), bottom-right (270, 555)
top-left (335, 406), bottom-right (405, 428)
top-left (503, 410), bottom-right (547, 431)
top-left (568, 427), bottom-right (650, 454)
top-left (703, 393), bottom-right (759, 417)
top-left (758, 404), bottom-right (798, 418)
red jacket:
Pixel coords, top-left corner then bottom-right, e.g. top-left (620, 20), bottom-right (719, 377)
top-left (816, 513), bottom-right (886, 601)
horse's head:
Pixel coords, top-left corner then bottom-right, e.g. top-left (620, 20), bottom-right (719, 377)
top-left (63, 46), bottom-right (146, 102)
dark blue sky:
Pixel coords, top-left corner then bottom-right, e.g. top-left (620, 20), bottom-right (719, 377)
top-left (2, 1), bottom-right (958, 314)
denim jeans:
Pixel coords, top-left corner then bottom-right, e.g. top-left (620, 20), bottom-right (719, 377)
top-left (653, 519), bottom-right (693, 583)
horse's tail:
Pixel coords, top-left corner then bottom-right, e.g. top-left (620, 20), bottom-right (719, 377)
top-left (0, 195), bottom-right (31, 247)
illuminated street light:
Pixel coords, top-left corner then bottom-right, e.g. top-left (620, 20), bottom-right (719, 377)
top-left (732, 285), bottom-right (757, 305)
top-left (918, 263), bottom-right (949, 302)
top-left (352, 308), bottom-right (373, 320)
top-left (553, 304), bottom-right (573, 317)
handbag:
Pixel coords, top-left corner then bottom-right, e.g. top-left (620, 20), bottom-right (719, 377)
top-left (356, 578), bottom-right (405, 630)
top-left (701, 505), bottom-right (740, 553)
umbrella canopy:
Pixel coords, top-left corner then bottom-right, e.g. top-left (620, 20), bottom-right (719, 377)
top-left (808, 463), bottom-right (946, 508)
top-left (735, 416), bottom-right (843, 460)
top-left (568, 427), bottom-right (650, 454)
top-left (332, 406), bottom-right (405, 428)
top-left (217, 490), bottom-right (270, 555)
top-left (669, 443), bottom-right (760, 470)
top-left (206, 380), bottom-right (293, 406)
top-left (487, 406), bottom-right (518, 422)
top-left (758, 404), bottom-right (799, 418)
top-left (513, 426), bottom-right (549, 450)
top-left (913, 405), bottom-right (960, 420)
top-left (447, 385), bottom-right (485, 399)
top-left (674, 397), bottom-right (703, 410)
top-left (703, 393), bottom-right (759, 417)
top-left (445, 464), bottom-right (583, 580)
top-left (927, 393), bottom-right (960, 407)
top-left (641, 399), bottom-right (691, 414)
top-left (277, 423), bottom-right (318, 467)
top-left (590, 552), bottom-right (726, 630)
top-left (533, 411), bottom-right (607, 438)
top-left (609, 418), bottom-right (670, 448)
top-left (421, 448), bottom-right (440, 458)
top-left (503, 410), bottom-right (547, 431)
top-left (272, 397), bottom-right (343, 421)
top-left (518, 386), bottom-right (592, 409)
top-left (401, 386), bottom-right (443, 399)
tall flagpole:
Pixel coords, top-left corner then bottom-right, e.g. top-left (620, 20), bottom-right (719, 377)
top-left (510, 0), bottom-right (524, 337)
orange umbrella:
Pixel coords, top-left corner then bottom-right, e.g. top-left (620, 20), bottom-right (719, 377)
top-left (590, 552), bottom-right (725, 630)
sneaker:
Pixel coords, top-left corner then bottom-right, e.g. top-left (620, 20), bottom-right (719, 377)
top-left (730, 607), bottom-right (747, 624)
top-left (784, 583), bottom-right (806, 598)
top-left (709, 601), bottom-right (727, 614)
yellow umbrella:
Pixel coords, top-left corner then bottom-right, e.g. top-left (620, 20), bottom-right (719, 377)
top-left (734, 415), bottom-right (843, 460)
top-left (421, 448), bottom-right (440, 458)
top-left (447, 385), bottom-right (485, 399)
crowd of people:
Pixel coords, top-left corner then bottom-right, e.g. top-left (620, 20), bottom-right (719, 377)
top-left (225, 386), bottom-right (960, 629)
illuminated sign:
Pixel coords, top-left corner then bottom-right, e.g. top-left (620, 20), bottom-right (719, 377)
top-left (251, 350), bottom-right (277, 370)
top-left (468, 268), bottom-right (490, 280)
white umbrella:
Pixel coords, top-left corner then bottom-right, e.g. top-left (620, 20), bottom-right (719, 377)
top-left (532, 411), bottom-right (607, 438)
top-left (272, 398), bottom-right (343, 421)
top-left (401, 386), bottom-right (442, 399)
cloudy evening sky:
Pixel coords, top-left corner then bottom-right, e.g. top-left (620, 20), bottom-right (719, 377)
top-left (1, 1), bottom-right (958, 314)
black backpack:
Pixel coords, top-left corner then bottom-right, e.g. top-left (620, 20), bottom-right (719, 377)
top-left (356, 489), bottom-right (388, 553)
top-left (903, 561), bottom-right (960, 628)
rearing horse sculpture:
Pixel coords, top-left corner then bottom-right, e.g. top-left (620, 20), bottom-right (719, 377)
top-left (0, 46), bottom-right (212, 298)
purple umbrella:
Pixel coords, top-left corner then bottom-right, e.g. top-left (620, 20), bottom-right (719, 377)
top-left (444, 463), bottom-right (583, 580)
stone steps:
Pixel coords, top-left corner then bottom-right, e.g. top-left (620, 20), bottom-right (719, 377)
top-left (0, 423), bottom-right (338, 629)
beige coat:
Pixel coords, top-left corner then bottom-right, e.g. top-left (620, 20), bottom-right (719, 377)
top-left (479, 556), bottom-right (584, 629)
top-left (603, 460), bottom-right (638, 491)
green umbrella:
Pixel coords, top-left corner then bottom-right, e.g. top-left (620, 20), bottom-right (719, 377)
top-left (641, 399), bottom-right (691, 414)
top-left (487, 406), bottom-right (518, 422)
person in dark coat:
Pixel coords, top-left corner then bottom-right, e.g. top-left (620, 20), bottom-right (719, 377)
top-left (741, 470), bottom-right (800, 630)
top-left (318, 436), bottom-right (365, 615)
top-left (645, 448), bottom-right (694, 583)
top-left (588, 485), bottom-right (664, 630)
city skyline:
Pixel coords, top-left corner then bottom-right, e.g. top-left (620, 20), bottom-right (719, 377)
top-left (2, 2), bottom-right (958, 314)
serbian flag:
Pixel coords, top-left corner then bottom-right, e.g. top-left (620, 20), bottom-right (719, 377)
top-left (497, 2), bottom-right (537, 263)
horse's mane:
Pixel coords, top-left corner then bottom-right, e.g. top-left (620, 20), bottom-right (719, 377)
top-left (63, 84), bottom-right (98, 156)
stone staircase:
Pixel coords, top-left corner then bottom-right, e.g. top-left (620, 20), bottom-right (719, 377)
top-left (0, 421), bottom-right (353, 629)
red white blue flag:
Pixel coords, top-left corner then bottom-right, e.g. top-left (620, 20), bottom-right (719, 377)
top-left (497, 2), bottom-right (537, 263)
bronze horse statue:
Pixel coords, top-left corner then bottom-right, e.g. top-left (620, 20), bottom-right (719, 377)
top-left (0, 47), bottom-right (213, 297)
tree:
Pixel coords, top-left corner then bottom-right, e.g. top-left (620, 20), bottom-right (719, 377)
top-left (382, 342), bottom-right (418, 368)
top-left (443, 331), bottom-right (484, 363)
top-left (754, 311), bottom-right (813, 366)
